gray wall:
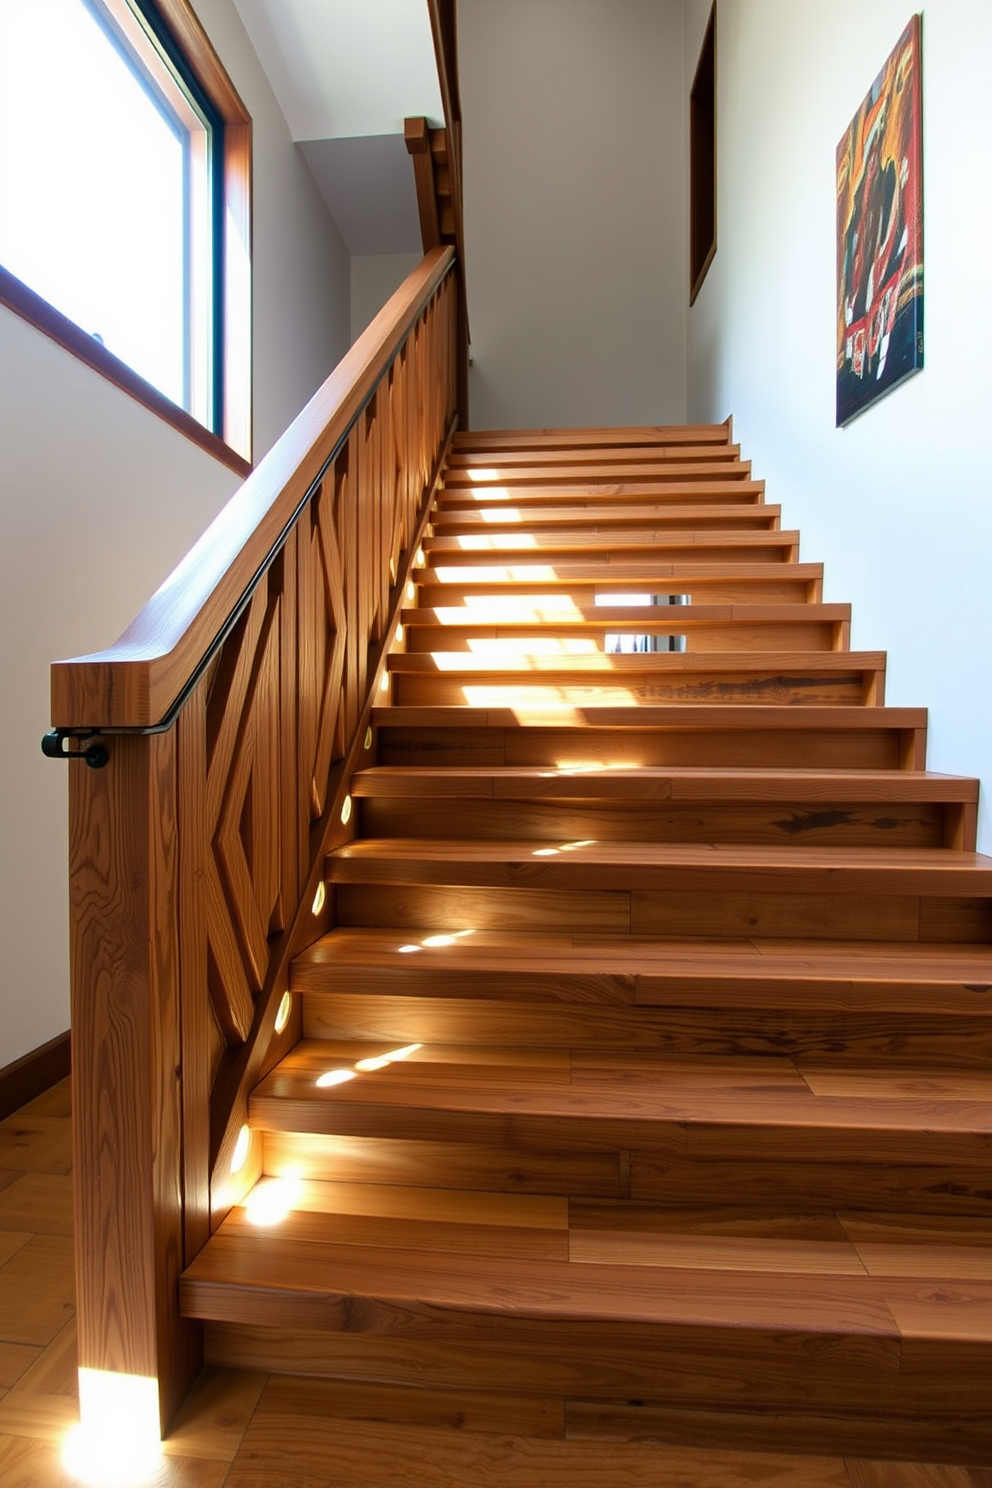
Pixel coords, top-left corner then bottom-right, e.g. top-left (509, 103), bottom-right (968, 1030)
top-left (459, 0), bottom-right (687, 431)
top-left (351, 253), bottom-right (424, 342)
top-left (0, 0), bottom-right (351, 1067)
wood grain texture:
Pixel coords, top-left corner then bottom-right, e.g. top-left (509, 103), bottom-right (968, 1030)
top-left (68, 733), bottom-right (201, 1430)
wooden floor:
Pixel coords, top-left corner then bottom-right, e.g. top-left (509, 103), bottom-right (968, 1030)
top-left (1, 1080), bottom-right (989, 1486)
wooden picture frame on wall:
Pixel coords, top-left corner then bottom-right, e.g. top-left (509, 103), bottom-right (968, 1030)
top-left (689, 3), bottom-right (717, 305)
top-left (836, 15), bottom-right (924, 426)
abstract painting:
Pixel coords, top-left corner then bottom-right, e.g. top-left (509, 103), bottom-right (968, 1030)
top-left (836, 16), bottom-right (924, 426)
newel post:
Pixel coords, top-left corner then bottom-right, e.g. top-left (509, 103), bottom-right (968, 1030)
top-left (69, 730), bottom-right (200, 1438)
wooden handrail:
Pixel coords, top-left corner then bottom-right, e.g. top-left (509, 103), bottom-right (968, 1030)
top-left (52, 246), bottom-right (455, 731)
top-left (58, 248), bottom-right (459, 1435)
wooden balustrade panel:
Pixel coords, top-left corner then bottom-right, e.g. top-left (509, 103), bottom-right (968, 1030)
top-left (60, 257), bottom-right (457, 1434)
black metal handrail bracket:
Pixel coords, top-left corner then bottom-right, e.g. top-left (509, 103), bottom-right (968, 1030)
top-left (41, 730), bottom-right (110, 769)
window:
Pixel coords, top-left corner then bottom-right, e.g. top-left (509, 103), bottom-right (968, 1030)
top-left (689, 2), bottom-right (716, 305)
top-left (0, 0), bottom-right (252, 471)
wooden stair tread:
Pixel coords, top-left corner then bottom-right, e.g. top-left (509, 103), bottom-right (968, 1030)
top-left (215, 1181), bottom-right (992, 1277)
top-left (350, 766), bottom-right (976, 802)
top-left (327, 838), bottom-right (992, 896)
top-left (252, 1042), bottom-right (991, 1140)
top-left (188, 1183), bottom-right (992, 1284)
top-left (293, 925), bottom-right (992, 990)
top-left (185, 1232), bottom-right (945, 1337)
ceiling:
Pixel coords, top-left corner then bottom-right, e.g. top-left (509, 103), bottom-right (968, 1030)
top-left (231, 0), bottom-right (445, 255)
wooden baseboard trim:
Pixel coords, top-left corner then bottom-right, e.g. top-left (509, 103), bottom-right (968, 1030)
top-left (0, 1031), bottom-right (71, 1121)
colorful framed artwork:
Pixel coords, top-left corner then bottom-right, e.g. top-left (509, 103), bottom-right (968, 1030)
top-left (836, 16), bottom-right (924, 426)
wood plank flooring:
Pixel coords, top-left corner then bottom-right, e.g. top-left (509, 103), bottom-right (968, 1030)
top-left (4, 1080), bottom-right (986, 1485)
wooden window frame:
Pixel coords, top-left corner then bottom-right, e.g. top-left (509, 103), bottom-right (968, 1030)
top-left (0, 0), bottom-right (252, 476)
top-left (689, 2), bottom-right (717, 306)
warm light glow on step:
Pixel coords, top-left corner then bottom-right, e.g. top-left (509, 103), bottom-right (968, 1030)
top-left (459, 485), bottom-right (510, 501)
top-left (415, 548), bottom-right (426, 567)
top-left (274, 991), bottom-right (292, 1034)
top-left (480, 506), bottom-right (522, 522)
top-left (465, 637), bottom-right (599, 657)
top-left (455, 533), bottom-right (537, 551)
top-left (311, 881), bottom-right (327, 916)
top-left (407, 581), bottom-right (416, 600)
top-left (64, 1370), bottom-right (162, 1485)
top-left (461, 685), bottom-right (639, 715)
top-left (355, 1044), bottom-right (422, 1072)
top-left (380, 673), bottom-right (391, 691)
top-left (395, 623), bottom-right (404, 642)
top-left (435, 596), bottom-right (584, 624)
top-left (341, 794), bottom-right (353, 824)
top-left (548, 761), bottom-right (638, 775)
top-left (533, 839), bottom-right (596, 857)
top-left (434, 650), bottom-right (614, 672)
top-left (316, 1069), bottom-right (358, 1088)
top-left (230, 1124), bottom-right (251, 1174)
top-left (433, 565), bottom-right (559, 584)
top-left (466, 467), bottom-right (500, 482)
top-left (398, 929), bottom-right (474, 954)
top-left (244, 1177), bottom-right (301, 1227)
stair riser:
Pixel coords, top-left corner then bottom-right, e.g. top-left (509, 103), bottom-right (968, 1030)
top-left (254, 1101), bottom-right (991, 1196)
top-left (336, 884), bottom-right (992, 943)
top-left (200, 1313), bottom-right (990, 1413)
top-left (375, 725), bottom-right (919, 771)
top-left (425, 542), bottom-right (795, 565)
top-left (437, 485), bottom-right (765, 510)
top-left (441, 468), bottom-right (755, 489)
top-left (433, 503), bottom-right (778, 525)
top-left (405, 624), bottom-right (840, 653)
top-left (358, 798), bottom-right (948, 849)
top-left (300, 992), bottom-right (992, 1070)
top-left (260, 1130), bottom-right (992, 1217)
top-left (446, 443), bottom-right (742, 466)
top-left (392, 672), bottom-right (875, 707)
top-left (201, 1322), bottom-right (991, 1464)
top-left (418, 576), bottom-right (821, 603)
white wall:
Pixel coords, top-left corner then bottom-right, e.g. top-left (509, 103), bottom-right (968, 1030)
top-left (459, 0), bottom-right (687, 431)
top-left (0, 0), bottom-right (351, 1067)
top-left (351, 253), bottom-right (423, 343)
top-left (685, 0), bottom-right (992, 850)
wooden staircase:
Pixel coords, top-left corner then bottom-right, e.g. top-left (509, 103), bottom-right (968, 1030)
top-left (180, 422), bottom-right (992, 1465)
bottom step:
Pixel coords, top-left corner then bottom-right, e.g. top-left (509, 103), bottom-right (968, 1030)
top-left (182, 1184), bottom-right (992, 1465)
